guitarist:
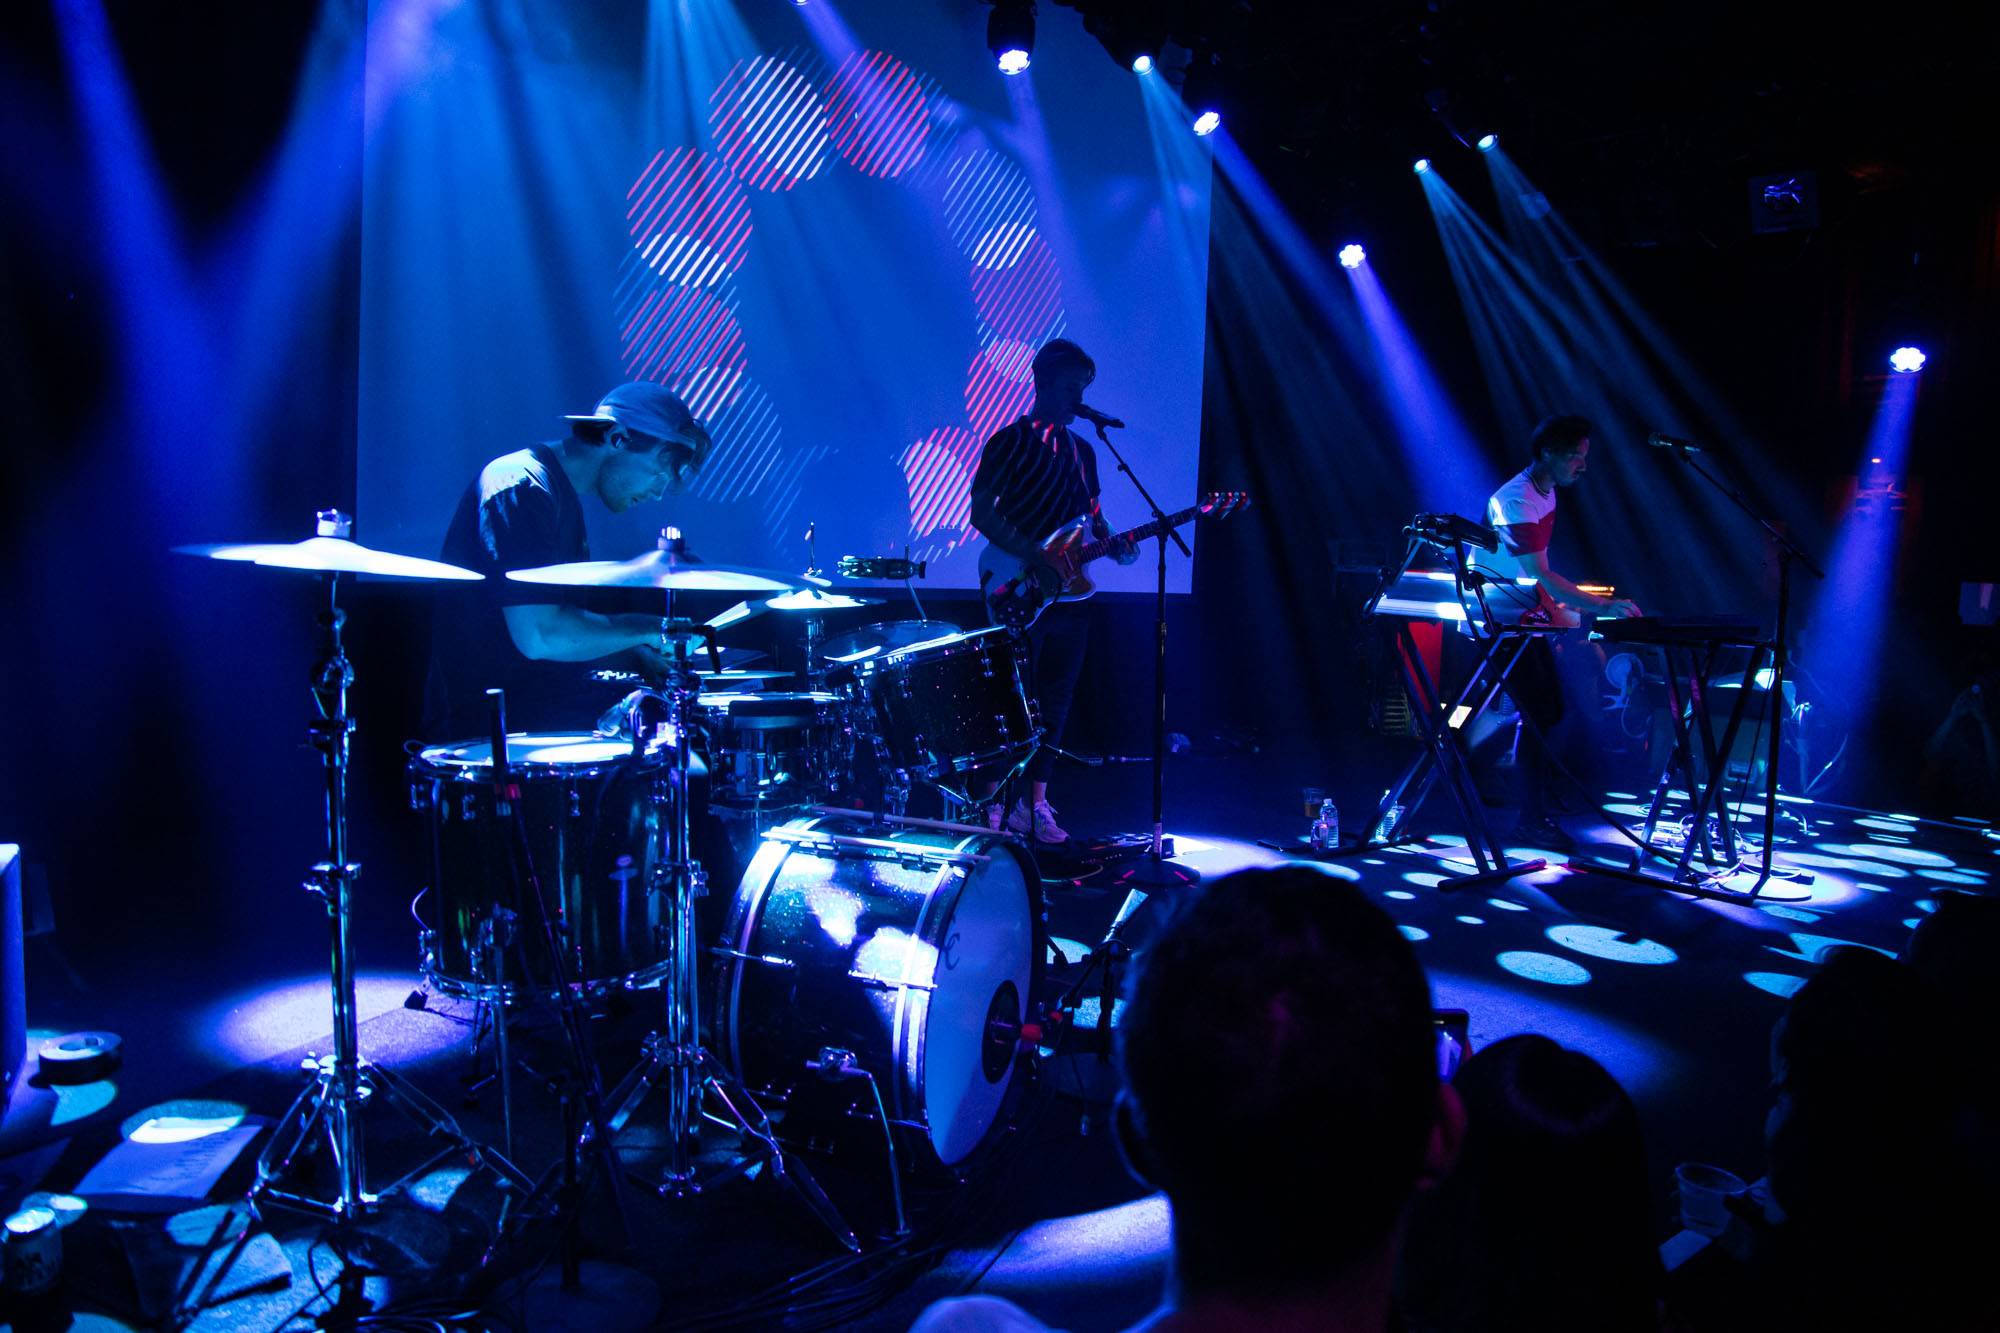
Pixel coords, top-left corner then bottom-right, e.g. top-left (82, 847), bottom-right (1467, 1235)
top-left (970, 338), bottom-right (1136, 843)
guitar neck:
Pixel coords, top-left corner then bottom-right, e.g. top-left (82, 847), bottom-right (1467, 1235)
top-left (1074, 505), bottom-right (1206, 565)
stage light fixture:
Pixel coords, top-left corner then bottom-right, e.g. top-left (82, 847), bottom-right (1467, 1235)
top-left (1132, 53), bottom-right (1154, 75)
top-left (1413, 157), bottom-right (1431, 174)
top-left (988, 2), bottom-right (1035, 76)
top-left (1192, 110), bottom-right (1222, 137)
top-left (1889, 346), bottom-right (1926, 374)
top-left (1338, 243), bottom-right (1367, 269)
top-left (1476, 133), bottom-right (1499, 152)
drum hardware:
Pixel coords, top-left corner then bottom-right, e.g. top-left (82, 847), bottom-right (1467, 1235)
top-left (806, 1048), bottom-right (909, 1238)
top-left (177, 513), bottom-right (538, 1254)
top-left (474, 907), bottom-right (519, 1156)
top-left (515, 529), bottom-right (860, 1249)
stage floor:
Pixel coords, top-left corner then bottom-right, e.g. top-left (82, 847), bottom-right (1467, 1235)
top-left (5, 755), bottom-right (1991, 1330)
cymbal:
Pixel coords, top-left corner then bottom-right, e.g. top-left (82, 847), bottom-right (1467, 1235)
top-left (763, 589), bottom-right (883, 612)
top-left (694, 668), bottom-right (793, 684)
top-left (820, 619), bottom-right (962, 663)
top-left (508, 540), bottom-right (827, 593)
top-left (177, 537), bottom-right (482, 582)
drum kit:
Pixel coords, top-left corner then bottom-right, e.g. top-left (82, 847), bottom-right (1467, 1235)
top-left (179, 511), bottom-right (1049, 1271)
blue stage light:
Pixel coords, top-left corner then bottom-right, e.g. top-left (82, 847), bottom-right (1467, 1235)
top-left (1132, 54), bottom-right (1154, 75)
top-left (997, 47), bottom-right (1031, 75)
top-left (1476, 133), bottom-right (1499, 152)
top-left (1889, 346), bottom-right (1926, 374)
top-left (1192, 110), bottom-right (1221, 137)
top-left (1338, 243), bottom-right (1367, 269)
top-left (1413, 157), bottom-right (1431, 174)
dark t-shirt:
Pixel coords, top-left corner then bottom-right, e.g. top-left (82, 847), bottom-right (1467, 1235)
top-left (424, 444), bottom-right (592, 741)
top-left (971, 415), bottom-right (1102, 548)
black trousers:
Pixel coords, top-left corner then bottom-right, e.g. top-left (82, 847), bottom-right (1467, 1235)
top-left (1025, 602), bottom-right (1091, 785)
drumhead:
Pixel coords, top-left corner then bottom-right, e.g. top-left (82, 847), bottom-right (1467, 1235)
top-left (820, 619), bottom-right (962, 664)
top-left (919, 835), bottom-right (1035, 1165)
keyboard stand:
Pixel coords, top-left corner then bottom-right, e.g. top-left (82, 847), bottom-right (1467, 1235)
top-left (1314, 621), bottom-right (1555, 890)
top-left (1589, 634), bottom-right (1795, 902)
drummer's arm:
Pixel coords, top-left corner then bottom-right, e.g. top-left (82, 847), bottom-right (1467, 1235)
top-left (503, 604), bottom-right (664, 662)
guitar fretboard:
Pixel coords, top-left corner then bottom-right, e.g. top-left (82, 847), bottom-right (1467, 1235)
top-left (1073, 504), bottom-right (1209, 565)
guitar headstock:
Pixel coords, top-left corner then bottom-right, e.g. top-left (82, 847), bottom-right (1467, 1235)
top-left (1199, 490), bottom-right (1252, 518)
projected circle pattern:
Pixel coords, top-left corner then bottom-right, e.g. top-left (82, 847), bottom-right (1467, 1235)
top-left (964, 347), bottom-right (1036, 442)
top-left (627, 148), bottom-right (751, 285)
top-left (710, 55), bottom-right (830, 191)
top-left (825, 51), bottom-right (930, 179)
top-left (676, 379), bottom-right (784, 508)
top-left (620, 285), bottom-right (746, 393)
top-left (902, 428), bottom-right (979, 537)
top-left (619, 48), bottom-right (1075, 560)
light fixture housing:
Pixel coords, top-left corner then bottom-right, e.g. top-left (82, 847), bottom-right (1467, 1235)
top-left (988, 2), bottom-right (1035, 76)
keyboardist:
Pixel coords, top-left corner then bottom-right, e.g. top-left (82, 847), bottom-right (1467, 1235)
top-left (1471, 414), bottom-right (1643, 627)
top-left (1467, 414), bottom-right (1642, 845)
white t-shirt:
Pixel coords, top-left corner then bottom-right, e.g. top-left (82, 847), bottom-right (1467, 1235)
top-left (1470, 466), bottom-right (1571, 627)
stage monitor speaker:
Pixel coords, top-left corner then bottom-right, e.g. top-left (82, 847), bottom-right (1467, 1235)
top-left (0, 846), bottom-right (24, 1104)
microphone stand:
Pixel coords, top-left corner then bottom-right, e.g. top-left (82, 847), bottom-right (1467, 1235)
top-left (1658, 440), bottom-right (1823, 895)
top-left (1092, 419), bottom-right (1198, 892)
top-left (1059, 420), bottom-right (1198, 1068)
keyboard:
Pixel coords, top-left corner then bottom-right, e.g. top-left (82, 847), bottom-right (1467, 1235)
top-left (1591, 615), bottom-right (1763, 646)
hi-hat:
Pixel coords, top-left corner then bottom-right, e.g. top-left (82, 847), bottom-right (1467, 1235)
top-left (694, 669), bottom-right (793, 684)
top-left (763, 589), bottom-right (882, 612)
top-left (178, 513), bottom-right (483, 582)
top-left (510, 528), bottom-right (826, 593)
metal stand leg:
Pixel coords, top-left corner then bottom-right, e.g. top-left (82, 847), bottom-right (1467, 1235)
top-left (604, 582), bottom-right (861, 1251)
top-left (252, 567), bottom-right (534, 1231)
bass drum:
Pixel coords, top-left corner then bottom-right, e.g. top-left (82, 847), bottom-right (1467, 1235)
top-left (711, 813), bottom-right (1040, 1168)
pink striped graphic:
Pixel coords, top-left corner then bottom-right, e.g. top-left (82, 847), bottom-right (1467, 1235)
top-left (901, 427), bottom-right (980, 538)
top-left (969, 232), bottom-right (1062, 343)
top-left (709, 55), bottom-right (829, 192)
top-left (625, 147), bottom-right (751, 284)
top-left (825, 50), bottom-right (930, 180)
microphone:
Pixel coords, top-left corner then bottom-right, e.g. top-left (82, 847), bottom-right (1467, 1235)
top-left (1411, 512), bottom-right (1500, 553)
top-left (1646, 431), bottom-right (1703, 453)
top-left (1075, 403), bottom-right (1125, 430)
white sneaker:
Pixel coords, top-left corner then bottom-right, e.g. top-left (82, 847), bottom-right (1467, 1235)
top-left (1007, 798), bottom-right (1069, 845)
top-left (983, 802), bottom-right (1006, 832)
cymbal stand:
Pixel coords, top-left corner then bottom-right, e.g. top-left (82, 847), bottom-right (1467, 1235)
top-left (253, 554), bottom-right (536, 1233)
top-left (602, 562), bottom-right (859, 1251)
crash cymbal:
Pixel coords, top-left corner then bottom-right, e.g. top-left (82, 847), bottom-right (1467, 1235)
top-left (176, 538), bottom-right (482, 581)
top-left (819, 619), bottom-right (962, 663)
top-left (509, 527), bottom-right (827, 593)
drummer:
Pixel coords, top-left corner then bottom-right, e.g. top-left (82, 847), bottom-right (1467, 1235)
top-left (424, 382), bottom-right (712, 740)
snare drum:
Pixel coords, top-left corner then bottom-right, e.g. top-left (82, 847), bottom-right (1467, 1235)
top-left (710, 812), bottom-right (1041, 1167)
top-left (693, 691), bottom-right (848, 805)
top-left (409, 733), bottom-right (671, 1002)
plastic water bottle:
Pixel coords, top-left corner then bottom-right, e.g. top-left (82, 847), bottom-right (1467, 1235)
top-left (1378, 788), bottom-right (1406, 841)
top-left (1310, 798), bottom-right (1340, 851)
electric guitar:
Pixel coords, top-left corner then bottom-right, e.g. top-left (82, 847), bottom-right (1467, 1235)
top-left (978, 491), bottom-right (1252, 630)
